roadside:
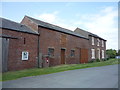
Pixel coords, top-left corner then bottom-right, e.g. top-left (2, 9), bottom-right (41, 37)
top-left (2, 58), bottom-right (120, 81)
top-left (3, 64), bottom-right (118, 88)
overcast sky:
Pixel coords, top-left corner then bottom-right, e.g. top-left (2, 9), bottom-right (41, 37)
top-left (1, 2), bottom-right (118, 50)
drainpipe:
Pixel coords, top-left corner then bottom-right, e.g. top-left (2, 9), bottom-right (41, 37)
top-left (37, 29), bottom-right (40, 68)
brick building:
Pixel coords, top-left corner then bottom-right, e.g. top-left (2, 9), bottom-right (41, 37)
top-left (21, 16), bottom-right (89, 68)
top-left (74, 28), bottom-right (106, 61)
top-left (1, 16), bottom-right (106, 71)
top-left (0, 18), bottom-right (39, 71)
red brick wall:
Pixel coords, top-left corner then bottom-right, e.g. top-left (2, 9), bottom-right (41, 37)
top-left (89, 35), bottom-right (106, 60)
top-left (2, 29), bottom-right (38, 71)
top-left (21, 16), bottom-right (38, 32)
top-left (38, 27), bottom-right (89, 67)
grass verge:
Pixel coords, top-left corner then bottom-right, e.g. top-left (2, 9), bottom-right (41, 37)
top-left (2, 58), bottom-right (120, 81)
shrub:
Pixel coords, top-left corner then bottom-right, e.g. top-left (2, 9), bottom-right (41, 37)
top-left (96, 58), bottom-right (100, 62)
top-left (89, 60), bottom-right (94, 63)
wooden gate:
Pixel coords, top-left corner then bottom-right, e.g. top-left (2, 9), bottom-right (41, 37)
top-left (80, 48), bottom-right (88, 63)
top-left (2, 38), bottom-right (9, 72)
top-left (61, 49), bottom-right (65, 64)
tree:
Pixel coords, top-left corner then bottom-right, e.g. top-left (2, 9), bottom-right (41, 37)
top-left (106, 49), bottom-right (117, 58)
top-left (116, 49), bottom-right (120, 56)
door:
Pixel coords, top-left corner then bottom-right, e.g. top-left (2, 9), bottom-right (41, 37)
top-left (97, 48), bottom-right (100, 59)
top-left (80, 48), bottom-right (88, 63)
top-left (61, 49), bottom-right (65, 64)
top-left (2, 38), bottom-right (9, 72)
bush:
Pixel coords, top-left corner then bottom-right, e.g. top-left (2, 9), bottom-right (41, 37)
top-left (102, 59), bottom-right (107, 61)
top-left (96, 58), bottom-right (100, 62)
top-left (89, 60), bottom-right (94, 63)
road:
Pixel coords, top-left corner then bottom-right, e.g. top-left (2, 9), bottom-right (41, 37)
top-left (2, 64), bottom-right (118, 88)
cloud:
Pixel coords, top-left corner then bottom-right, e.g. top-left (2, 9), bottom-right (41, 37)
top-left (34, 11), bottom-right (76, 30)
top-left (35, 11), bottom-right (58, 23)
top-left (75, 6), bottom-right (118, 50)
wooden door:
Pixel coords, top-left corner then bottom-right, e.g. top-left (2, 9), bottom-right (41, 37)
top-left (2, 38), bottom-right (9, 72)
top-left (80, 48), bottom-right (88, 63)
top-left (97, 49), bottom-right (100, 59)
top-left (61, 49), bottom-right (65, 64)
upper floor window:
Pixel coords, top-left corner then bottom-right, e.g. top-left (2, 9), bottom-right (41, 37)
top-left (48, 48), bottom-right (54, 57)
top-left (102, 40), bottom-right (104, 47)
top-left (97, 39), bottom-right (100, 46)
top-left (71, 50), bottom-right (75, 57)
top-left (92, 37), bottom-right (94, 45)
top-left (91, 49), bottom-right (95, 59)
top-left (24, 38), bottom-right (26, 44)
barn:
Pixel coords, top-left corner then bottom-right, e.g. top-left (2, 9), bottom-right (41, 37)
top-left (21, 16), bottom-right (89, 68)
top-left (1, 16), bottom-right (106, 72)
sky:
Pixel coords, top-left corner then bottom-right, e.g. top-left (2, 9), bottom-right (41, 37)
top-left (1, 2), bottom-right (118, 50)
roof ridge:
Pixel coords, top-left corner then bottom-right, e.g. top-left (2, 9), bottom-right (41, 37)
top-left (25, 15), bottom-right (74, 32)
top-left (0, 17), bottom-right (23, 26)
top-left (25, 15), bottom-right (88, 39)
top-left (0, 17), bottom-right (39, 35)
top-left (76, 27), bottom-right (99, 36)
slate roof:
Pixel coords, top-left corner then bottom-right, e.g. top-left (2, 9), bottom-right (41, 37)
top-left (26, 16), bottom-right (88, 39)
top-left (0, 17), bottom-right (39, 35)
top-left (0, 34), bottom-right (18, 39)
top-left (75, 27), bottom-right (106, 41)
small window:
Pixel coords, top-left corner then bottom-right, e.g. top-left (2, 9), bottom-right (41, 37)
top-left (102, 40), bottom-right (104, 47)
top-left (48, 48), bottom-right (54, 57)
top-left (24, 38), bottom-right (26, 44)
top-left (91, 49), bottom-right (95, 59)
top-left (71, 50), bottom-right (75, 57)
top-left (97, 39), bottom-right (100, 46)
top-left (92, 37), bottom-right (94, 45)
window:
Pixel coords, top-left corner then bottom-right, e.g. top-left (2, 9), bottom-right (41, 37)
top-left (24, 38), bottom-right (26, 44)
top-left (48, 48), bottom-right (54, 57)
top-left (71, 50), bottom-right (75, 57)
top-left (91, 49), bottom-right (95, 59)
top-left (102, 40), bottom-right (104, 47)
top-left (92, 37), bottom-right (94, 45)
top-left (102, 50), bottom-right (104, 59)
top-left (97, 39), bottom-right (100, 46)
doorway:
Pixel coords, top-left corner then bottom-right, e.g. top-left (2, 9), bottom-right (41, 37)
top-left (61, 49), bottom-right (65, 64)
top-left (97, 48), bottom-right (100, 59)
top-left (2, 38), bottom-right (9, 72)
top-left (80, 48), bottom-right (88, 63)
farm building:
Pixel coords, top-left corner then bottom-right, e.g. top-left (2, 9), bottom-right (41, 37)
top-left (74, 28), bottom-right (106, 61)
top-left (0, 17), bottom-right (39, 71)
top-left (1, 16), bottom-right (106, 72)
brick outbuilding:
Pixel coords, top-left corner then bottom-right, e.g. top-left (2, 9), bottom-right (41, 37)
top-left (1, 18), bottom-right (39, 71)
top-left (21, 16), bottom-right (89, 68)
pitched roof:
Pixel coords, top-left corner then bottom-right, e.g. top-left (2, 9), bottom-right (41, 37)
top-left (0, 34), bottom-right (18, 39)
top-left (0, 17), bottom-right (39, 35)
top-left (25, 16), bottom-right (88, 40)
top-left (75, 27), bottom-right (106, 41)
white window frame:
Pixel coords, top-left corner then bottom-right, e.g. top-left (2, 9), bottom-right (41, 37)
top-left (92, 37), bottom-right (94, 45)
top-left (102, 40), bottom-right (104, 47)
top-left (22, 51), bottom-right (29, 60)
top-left (91, 49), bottom-right (95, 59)
top-left (102, 50), bottom-right (104, 59)
top-left (97, 38), bottom-right (100, 46)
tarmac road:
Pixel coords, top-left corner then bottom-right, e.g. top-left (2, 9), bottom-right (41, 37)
top-left (2, 64), bottom-right (118, 88)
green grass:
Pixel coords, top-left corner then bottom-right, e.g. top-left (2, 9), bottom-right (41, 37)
top-left (2, 58), bottom-right (120, 81)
